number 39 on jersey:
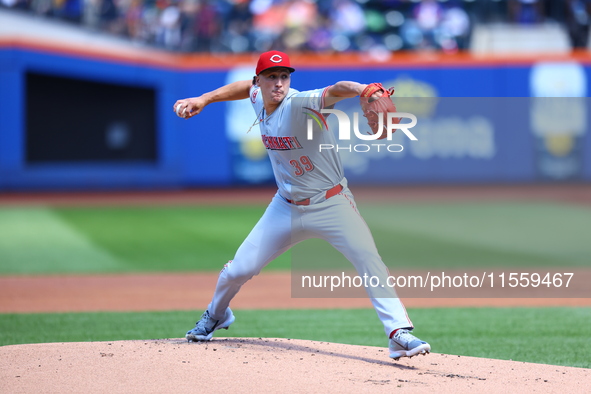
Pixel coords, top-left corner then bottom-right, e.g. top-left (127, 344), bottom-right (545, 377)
top-left (290, 155), bottom-right (314, 176)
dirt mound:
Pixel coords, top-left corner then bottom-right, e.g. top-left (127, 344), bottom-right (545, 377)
top-left (1, 338), bottom-right (589, 393)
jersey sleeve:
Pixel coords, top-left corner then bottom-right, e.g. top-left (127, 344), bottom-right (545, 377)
top-left (291, 86), bottom-right (332, 113)
top-left (320, 85), bottom-right (332, 109)
top-left (249, 84), bottom-right (264, 115)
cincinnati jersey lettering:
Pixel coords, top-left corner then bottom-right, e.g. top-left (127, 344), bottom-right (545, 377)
top-left (261, 135), bottom-right (303, 150)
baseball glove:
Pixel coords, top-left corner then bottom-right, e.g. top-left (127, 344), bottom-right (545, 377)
top-left (360, 83), bottom-right (399, 140)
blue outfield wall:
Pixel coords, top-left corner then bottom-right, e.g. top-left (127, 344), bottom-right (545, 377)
top-left (0, 47), bottom-right (234, 190)
top-left (0, 46), bottom-right (589, 190)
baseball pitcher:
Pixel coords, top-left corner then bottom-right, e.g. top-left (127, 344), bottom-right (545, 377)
top-left (173, 51), bottom-right (430, 361)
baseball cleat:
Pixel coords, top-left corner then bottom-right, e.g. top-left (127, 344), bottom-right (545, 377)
top-left (186, 308), bottom-right (235, 342)
top-left (389, 329), bottom-right (431, 361)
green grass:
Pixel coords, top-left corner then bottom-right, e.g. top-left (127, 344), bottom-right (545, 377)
top-left (0, 205), bottom-right (287, 273)
top-left (1, 201), bottom-right (590, 274)
top-left (1, 307), bottom-right (590, 368)
top-left (364, 201), bottom-right (591, 268)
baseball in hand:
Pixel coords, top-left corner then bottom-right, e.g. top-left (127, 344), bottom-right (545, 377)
top-left (176, 104), bottom-right (185, 117)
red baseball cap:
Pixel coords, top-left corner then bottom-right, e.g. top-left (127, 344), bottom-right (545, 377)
top-left (255, 50), bottom-right (296, 75)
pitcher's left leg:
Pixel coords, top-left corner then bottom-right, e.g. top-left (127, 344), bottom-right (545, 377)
top-left (309, 191), bottom-right (413, 336)
top-left (311, 192), bottom-right (430, 359)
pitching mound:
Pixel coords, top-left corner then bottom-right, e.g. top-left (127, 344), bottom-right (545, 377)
top-left (1, 338), bottom-right (589, 393)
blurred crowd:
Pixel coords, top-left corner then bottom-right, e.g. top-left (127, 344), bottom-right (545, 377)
top-left (2, 0), bottom-right (590, 53)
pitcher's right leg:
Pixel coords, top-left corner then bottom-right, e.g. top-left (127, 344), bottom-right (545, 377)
top-left (187, 194), bottom-right (301, 342)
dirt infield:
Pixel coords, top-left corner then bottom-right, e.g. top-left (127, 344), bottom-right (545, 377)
top-left (1, 272), bottom-right (590, 393)
top-left (1, 183), bottom-right (591, 207)
top-left (1, 338), bottom-right (590, 394)
top-left (1, 272), bottom-right (591, 313)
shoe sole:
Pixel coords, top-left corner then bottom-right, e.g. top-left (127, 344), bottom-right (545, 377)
top-left (186, 313), bottom-right (236, 342)
top-left (390, 343), bottom-right (431, 361)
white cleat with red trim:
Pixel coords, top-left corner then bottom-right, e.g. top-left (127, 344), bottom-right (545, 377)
top-left (389, 329), bottom-right (431, 361)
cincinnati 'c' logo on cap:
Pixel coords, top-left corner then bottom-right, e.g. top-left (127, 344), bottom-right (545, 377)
top-left (270, 55), bottom-right (282, 63)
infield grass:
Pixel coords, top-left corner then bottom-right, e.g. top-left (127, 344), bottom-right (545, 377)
top-left (1, 307), bottom-right (590, 369)
top-left (0, 201), bottom-right (590, 274)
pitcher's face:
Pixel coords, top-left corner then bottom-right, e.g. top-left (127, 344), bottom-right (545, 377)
top-left (256, 68), bottom-right (291, 105)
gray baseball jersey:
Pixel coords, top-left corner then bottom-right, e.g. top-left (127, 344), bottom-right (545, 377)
top-left (249, 85), bottom-right (344, 202)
